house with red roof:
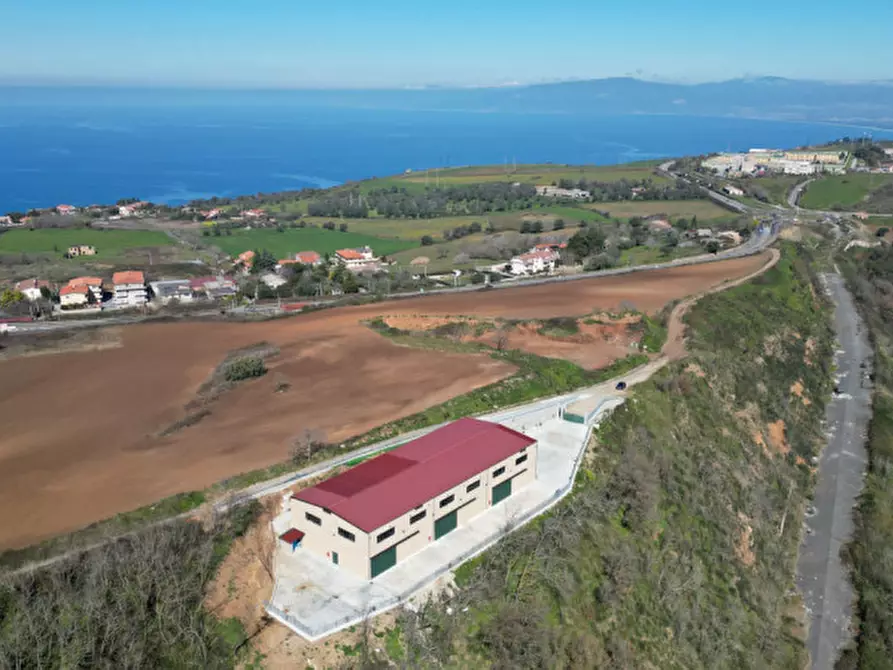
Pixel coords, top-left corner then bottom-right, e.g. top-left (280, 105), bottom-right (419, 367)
top-left (509, 248), bottom-right (559, 276)
top-left (286, 418), bottom-right (537, 579)
top-left (66, 276), bottom-right (103, 301)
top-left (59, 284), bottom-right (90, 309)
top-left (111, 270), bottom-right (147, 308)
top-left (334, 246), bottom-right (378, 272)
top-left (294, 250), bottom-right (322, 266)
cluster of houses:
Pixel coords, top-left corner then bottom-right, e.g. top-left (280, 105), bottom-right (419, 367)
top-left (11, 270), bottom-right (241, 314)
top-left (236, 246), bottom-right (381, 279)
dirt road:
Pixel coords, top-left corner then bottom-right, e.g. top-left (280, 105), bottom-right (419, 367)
top-left (0, 253), bottom-right (771, 549)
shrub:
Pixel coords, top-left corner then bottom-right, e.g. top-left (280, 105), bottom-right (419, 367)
top-left (223, 356), bottom-right (267, 382)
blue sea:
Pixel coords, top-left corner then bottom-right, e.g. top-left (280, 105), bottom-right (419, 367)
top-left (2, 87), bottom-right (891, 213)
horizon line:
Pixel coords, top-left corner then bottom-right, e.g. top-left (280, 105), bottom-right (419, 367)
top-left (2, 75), bottom-right (893, 92)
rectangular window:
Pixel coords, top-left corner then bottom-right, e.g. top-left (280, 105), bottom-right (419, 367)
top-left (439, 494), bottom-right (455, 508)
top-left (377, 527), bottom-right (395, 543)
top-left (466, 480), bottom-right (481, 493)
top-left (515, 454), bottom-right (528, 466)
top-left (338, 527), bottom-right (355, 542)
top-left (410, 510), bottom-right (427, 524)
top-left (493, 466), bottom-right (506, 478)
top-left (305, 512), bottom-right (322, 526)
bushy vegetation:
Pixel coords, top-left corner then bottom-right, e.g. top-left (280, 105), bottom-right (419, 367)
top-left (389, 244), bottom-right (834, 668)
top-left (223, 356), bottom-right (267, 382)
top-left (836, 247), bottom-right (893, 669)
top-left (0, 502), bottom-right (261, 668)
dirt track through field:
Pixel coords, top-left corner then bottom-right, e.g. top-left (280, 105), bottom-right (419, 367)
top-left (0, 253), bottom-right (770, 549)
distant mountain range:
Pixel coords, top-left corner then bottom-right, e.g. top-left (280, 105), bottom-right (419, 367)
top-left (3, 77), bottom-right (893, 128)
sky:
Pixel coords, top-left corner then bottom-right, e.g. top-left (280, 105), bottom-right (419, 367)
top-left (2, 0), bottom-right (892, 88)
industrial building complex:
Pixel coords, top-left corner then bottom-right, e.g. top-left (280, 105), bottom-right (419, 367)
top-left (284, 418), bottom-right (538, 580)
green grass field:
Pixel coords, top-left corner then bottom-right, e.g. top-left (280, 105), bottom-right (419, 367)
top-left (305, 216), bottom-right (484, 240)
top-left (397, 162), bottom-right (669, 186)
top-left (582, 199), bottom-right (733, 221)
top-left (801, 173), bottom-right (893, 210)
top-left (0, 228), bottom-right (173, 256)
top-left (207, 227), bottom-right (416, 259)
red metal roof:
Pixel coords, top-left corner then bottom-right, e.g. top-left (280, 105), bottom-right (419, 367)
top-left (293, 418), bottom-right (535, 532)
top-left (279, 528), bottom-right (305, 544)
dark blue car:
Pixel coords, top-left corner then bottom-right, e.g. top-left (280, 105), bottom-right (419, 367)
top-left (615, 381), bottom-right (627, 391)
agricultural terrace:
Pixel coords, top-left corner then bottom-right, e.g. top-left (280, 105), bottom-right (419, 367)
top-left (207, 227), bottom-right (416, 259)
top-left (0, 228), bottom-right (174, 257)
top-left (581, 199), bottom-right (733, 221)
top-left (801, 173), bottom-right (893, 211)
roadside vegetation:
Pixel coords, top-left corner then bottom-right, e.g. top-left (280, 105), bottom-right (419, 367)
top-left (378, 243), bottom-right (834, 668)
top-left (835, 247), bottom-right (893, 669)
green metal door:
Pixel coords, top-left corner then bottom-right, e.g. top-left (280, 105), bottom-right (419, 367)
top-left (332, 551), bottom-right (339, 565)
top-left (434, 510), bottom-right (457, 540)
top-left (370, 545), bottom-right (397, 578)
top-left (492, 478), bottom-right (512, 506)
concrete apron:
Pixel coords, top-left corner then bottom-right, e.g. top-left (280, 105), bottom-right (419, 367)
top-left (266, 392), bottom-right (630, 641)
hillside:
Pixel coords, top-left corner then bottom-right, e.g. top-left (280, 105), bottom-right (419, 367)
top-left (378, 244), bottom-right (834, 668)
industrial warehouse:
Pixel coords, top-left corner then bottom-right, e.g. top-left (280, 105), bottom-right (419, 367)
top-left (284, 418), bottom-right (538, 580)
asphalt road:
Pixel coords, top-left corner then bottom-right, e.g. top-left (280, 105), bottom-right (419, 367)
top-left (796, 273), bottom-right (871, 670)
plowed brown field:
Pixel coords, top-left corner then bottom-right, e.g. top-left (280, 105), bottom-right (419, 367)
top-left (0, 252), bottom-right (769, 548)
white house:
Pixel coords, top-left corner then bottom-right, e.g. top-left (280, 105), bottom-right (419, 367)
top-left (244, 209), bottom-right (266, 219)
top-left (261, 272), bottom-right (287, 290)
top-left (15, 279), bottom-right (50, 302)
top-left (536, 186), bottom-right (591, 199)
top-left (335, 246), bottom-right (379, 271)
top-left (149, 279), bottom-right (194, 305)
top-left (510, 249), bottom-right (559, 276)
top-left (722, 184), bottom-right (745, 197)
top-left (112, 271), bottom-right (147, 308)
top-left (66, 276), bottom-right (103, 301)
top-left (59, 284), bottom-right (89, 309)
top-left (56, 204), bottom-right (77, 215)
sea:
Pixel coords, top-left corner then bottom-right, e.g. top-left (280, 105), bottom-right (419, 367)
top-left (2, 87), bottom-right (892, 214)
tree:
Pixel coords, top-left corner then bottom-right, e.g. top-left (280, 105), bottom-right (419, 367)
top-left (250, 249), bottom-right (277, 274)
top-left (705, 240), bottom-right (720, 254)
top-left (876, 227), bottom-right (889, 238)
top-left (0, 289), bottom-right (24, 308)
top-left (552, 219), bottom-right (565, 231)
top-left (420, 235), bottom-right (434, 246)
top-left (341, 271), bottom-right (360, 294)
top-left (339, 223), bottom-right (349, 233)
top-left (290, 428), bottom-right (328, 464)
top-left (567, 226), bottom-right (606, 260)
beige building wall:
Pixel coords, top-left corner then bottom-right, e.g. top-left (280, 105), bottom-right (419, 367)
top-left (289, 439), bottom-right (539, 580)
top-left (291, 499), bottom-right (372, 579)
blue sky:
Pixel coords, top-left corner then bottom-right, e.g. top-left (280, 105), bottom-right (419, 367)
top-left (2, 0), bottom-right (891, 88)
